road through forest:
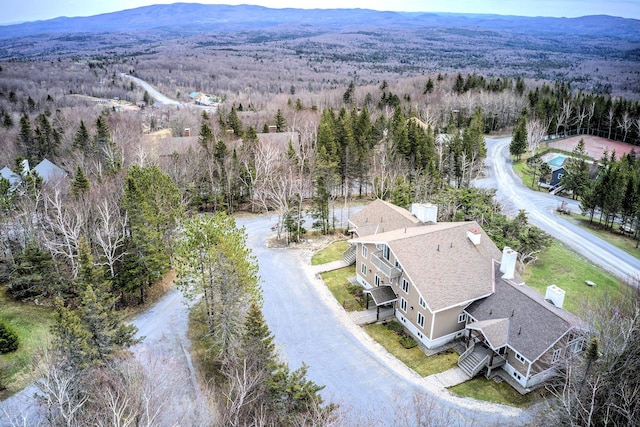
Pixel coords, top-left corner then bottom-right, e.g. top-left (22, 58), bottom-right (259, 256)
top-left (476, 137), bottom-right (640, 281)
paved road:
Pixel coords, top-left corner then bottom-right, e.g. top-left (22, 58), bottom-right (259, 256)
top-left (238, 214), bottom-right (528, 426)
top-left (476, 136), bottom-right (640, 280)
top-left (121, 73), bottom-right (181, 106)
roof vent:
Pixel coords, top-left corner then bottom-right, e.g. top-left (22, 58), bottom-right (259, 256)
top-left (467, 228), bottom-right (481, 245)
top-left (545, 285), bottom-right (565, 309)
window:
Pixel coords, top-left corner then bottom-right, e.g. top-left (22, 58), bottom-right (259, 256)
top-left (458, 313), bottom-right (467, 323)
top-left (401, 278), bottom-right (409, 293)
top-left (417, 312), bottom-right (425, 328)
top-left (569, 338), bottom-right (585, 354)
top-left (374, 275), bottom-right (381, 286)
top-left (361, 263), bottom-right (367, 276)
top-left (552, 348), bottom-right (562, 364)
top-left (383, 245), bottom-right (390, 261)
top-left (361, 245), bottom-right (368, 258)
top-left (419, 296), bottom-right (426, 309)
top-left (514, 351), bottom-right (526, 363)
top-left (400, 297), bottom-right (407, 312)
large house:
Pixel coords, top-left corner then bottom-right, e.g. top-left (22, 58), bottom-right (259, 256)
top-left (347, 199), bottom-right (585, 393)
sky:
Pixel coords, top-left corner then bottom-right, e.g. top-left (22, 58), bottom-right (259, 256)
top-left (3, 0), bottom-right (639, 24)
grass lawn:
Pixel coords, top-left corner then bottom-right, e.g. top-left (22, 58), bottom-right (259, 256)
top-left (449, 377), bottom-right (542, 408)
top-left (320, 266), bottom-right (361, 311)
top-left (0, 289), bottom-right (54, 399)
top-left (566, 215), bottom-right (640, 260)
top-left (521, 241), bottom-right (622, 315)
top-left (364, 322), bottom-right (458, 377)
top-left (311, 240), bottom-right (350, 265)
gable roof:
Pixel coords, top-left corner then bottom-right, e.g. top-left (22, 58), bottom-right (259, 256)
top-left (465, 266), bottom-right (583, 362)
top-left (33, 159), bottom-right (66, 183)
top-left (467, 318), bottom-right (510, 349)
top-left (0, 166), bottom-right (20, 186)
top-left (348, 199), bottom-right (421, 237)
top-left (351, 221), bottom-right (504, 311)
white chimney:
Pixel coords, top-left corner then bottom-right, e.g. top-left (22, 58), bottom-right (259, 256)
top-left (467, 228), bottom-right (481, 245)
top-left (545, 285), bottom-right (565, 309)
top-left (500, 246), bottom-right (517, 280)
top-left (411, 203), bottom-right (438, 224)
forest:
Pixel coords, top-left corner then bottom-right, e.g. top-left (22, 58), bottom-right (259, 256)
top-left (0, 4), bottom-right (639, 425)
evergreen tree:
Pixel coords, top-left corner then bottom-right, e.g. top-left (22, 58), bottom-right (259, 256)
top-left (561, 139), bottom-right (591, 199)
top-left (118, 165), bottom-right (183, 304)
top-left (17, 114), bottom-right (34, 163)
top-left (51, 298), bottom-right (97, 369)
top-left (176, 213), bottom-right (260, 356)
top-left (309, 176), bottom-right (332, 234)
top-left (2, 112), bottom-right (13, 128)
top-left (423, 78), bottom-right (434, 94)
top-left (510, 114), bottom-right (527, 160)
top-left (0, 322), bottom-right (18, 354)
top-left (72, 120), bottom-right (91, 152)
top-left (274, 109), bottom-right (286, 132)
top-left (71, 165), bottom-right (90, 198)
top-left (227, 105), bottom-right (243, 137)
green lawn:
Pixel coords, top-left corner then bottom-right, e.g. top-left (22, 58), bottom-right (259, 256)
top-left (364, 322), bottom-right (458, 377)
top-left (521, 241), bottom-right (622, 315)
top-left (320, 267), bottom-right (362, 311)
top-left (566, 215), bottom-right (640, 260)
top-left (449, 377), bottom-right (542, 408)
top-left (311, 240), bottom-right (350, 265)
top-left (0, 289), bottom-right (54, 398)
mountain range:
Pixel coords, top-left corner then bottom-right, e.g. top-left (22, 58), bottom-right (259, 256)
top-left (1, 3), bottom-right (639, 40)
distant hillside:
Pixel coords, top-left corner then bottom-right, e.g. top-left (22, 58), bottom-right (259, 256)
top-left (1, 3), bottom-right (639, 40)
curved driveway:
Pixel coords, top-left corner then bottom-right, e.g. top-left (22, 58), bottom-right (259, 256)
top-left (238, 215), bottom-right (528, 426)
top-left (476, 137), bottom-right (640, 280)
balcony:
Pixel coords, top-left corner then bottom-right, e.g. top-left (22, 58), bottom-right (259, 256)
top-left (371, 251), bottom-right (402, 280)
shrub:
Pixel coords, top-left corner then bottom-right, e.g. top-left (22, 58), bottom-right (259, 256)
top-left (384, 321), bottom-right (404, 335)
top-left (347, 285), bottom-right (363, 298)
top-left (0, 322), bottom-right (19, 354)
top-left (399, 335), bottom-right (417, 349)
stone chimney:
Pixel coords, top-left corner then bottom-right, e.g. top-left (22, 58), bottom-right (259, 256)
top-left (500, 246), bottom-right (517, 280)
top-left (467, 228), bottom-right (481, 245)
top-left (545, 285), bottom-right (565, 309)
top-left (411, 203), bottom-right (438, 224)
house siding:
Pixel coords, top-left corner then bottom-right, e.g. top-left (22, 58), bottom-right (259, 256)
top-left (432, 306), bottom-right (467, 340)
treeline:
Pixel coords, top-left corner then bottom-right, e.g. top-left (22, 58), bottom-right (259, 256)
top-left (526, 81), bottom-right (640, 145)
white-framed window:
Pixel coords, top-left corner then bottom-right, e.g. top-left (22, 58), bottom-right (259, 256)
top-left (458, 313), bottom-right (467, 323)
top-left (361, 245), bottom-right (368, 258)
top-left (417, 312), bottom-right (425, 328)
top-left (400, 297), bottom-right (407, 312)
top-left (401, 278), bottom-right (409, 293)
top-left (569, 338), bottom-right (585, 354)
top-left (374, 274), bottom-right (381, 286)
top-left (552, 348), bottom-right (562, 363)
top-left (514, 351), bottom-right (526, 363)
top-left (383, 245), bottom-right (390, 261)
top-left (361, 263), bottom-right (367, 276)
top-left (419, 296), bottom-right (426, 309)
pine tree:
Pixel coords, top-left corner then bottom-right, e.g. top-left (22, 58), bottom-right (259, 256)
top-left (51, 297), bottom-right (98, 369)
top-left (17, 114), bottom-right (34, 163)
top-left (510, 114), bottom-right (527, 160)
top-left (2, 112), bottom-right (13, 128)
top-left (72, 165), bottom-right (90, 198)
top-left (0, 322), bottom-right (19, 354)
top-left (274, 109), bottom-right (286, 132)
top-left (72, 120), bottom-right (90, 151)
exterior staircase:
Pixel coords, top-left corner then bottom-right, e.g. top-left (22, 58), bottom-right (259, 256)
top-left (343, 244), bottom-right (357, 265)
top-left (458, 345), bottom-right (490, 378)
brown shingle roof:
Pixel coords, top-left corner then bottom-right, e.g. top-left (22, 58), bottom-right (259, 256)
top-left (349, 199), bottom-right (421, 237)
top-left (466, 266), bottom-right (583, 362)
top-left (468, 318), bottom-right (510, 349)
top-left (351, 221), bottom-right (503, 311)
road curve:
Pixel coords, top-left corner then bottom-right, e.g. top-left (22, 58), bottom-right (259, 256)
top-left (476, 136), bottom-right (640, 280)
top-left (238, 214), bottom-right (530, 426)
top-left (121, 73), bottom-right (181, 105)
